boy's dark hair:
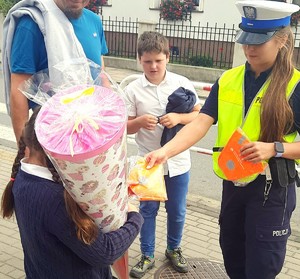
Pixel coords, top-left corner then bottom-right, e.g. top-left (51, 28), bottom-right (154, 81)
top-left (137, 31), bottom-right (170, 58)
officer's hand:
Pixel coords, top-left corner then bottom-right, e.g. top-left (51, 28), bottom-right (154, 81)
top-left (145, 148), bottom-right (168, 169)
top-left (240, 141), bottom-right (275, 163)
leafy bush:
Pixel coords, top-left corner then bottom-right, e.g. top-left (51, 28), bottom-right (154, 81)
top-left (189, 55), bottom-right (214, 67)
top-left (160, 0), bottom-right (195, 21)
top-left (0, 0), bottom-right (20, 16)
top-left (86, 0), bottom-right (107, 14)
top-left (291, 10), bottom-right (300, 26)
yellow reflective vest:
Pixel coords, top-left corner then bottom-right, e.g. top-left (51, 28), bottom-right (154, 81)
top-left (213, 64), bottom-right (300, 181)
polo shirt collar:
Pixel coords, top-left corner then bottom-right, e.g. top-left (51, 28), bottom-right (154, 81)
top-left (141, 70), bottom-right (170, 87)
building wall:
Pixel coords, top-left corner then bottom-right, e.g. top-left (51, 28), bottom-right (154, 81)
top-left (102, 0), bottom-right (241, 27)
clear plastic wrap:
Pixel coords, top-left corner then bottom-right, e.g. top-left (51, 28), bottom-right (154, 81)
top-left (35, 84), bottom-right (126, 157)
top-left (19, 58), bottom-right (123, 106)
top-left (20, 59), bottom-right (129, 233)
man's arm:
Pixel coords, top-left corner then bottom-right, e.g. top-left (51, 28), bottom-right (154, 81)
top-left (101, 55), bottom-right (105, 70)
top-left (10, 73), bottom-right (32, 144)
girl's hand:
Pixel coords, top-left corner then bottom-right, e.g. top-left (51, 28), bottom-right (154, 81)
top-left (128, 202), bottom-right (139, 213)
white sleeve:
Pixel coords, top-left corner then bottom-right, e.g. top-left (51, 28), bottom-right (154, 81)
top-left (123, 86), bottom-right (136, 117)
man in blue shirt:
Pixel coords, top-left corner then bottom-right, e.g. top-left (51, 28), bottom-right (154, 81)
top-left (4, 0), bottom-right (108, 143)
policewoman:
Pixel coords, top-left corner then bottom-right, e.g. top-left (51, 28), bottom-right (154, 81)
top-left (145, 1), bottom-right (300, 278)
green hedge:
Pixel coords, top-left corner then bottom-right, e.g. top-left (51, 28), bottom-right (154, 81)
top-left (0, 0), bottom-right (20, 16)
top-left (189, 55), bottom-right (213, 67)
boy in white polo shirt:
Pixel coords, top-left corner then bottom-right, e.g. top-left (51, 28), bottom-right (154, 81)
top-left (124, 31), bottom-right (201, 278)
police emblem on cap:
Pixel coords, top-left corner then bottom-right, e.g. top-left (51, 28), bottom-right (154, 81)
top-left (243, 6), bottom-right (257, 19)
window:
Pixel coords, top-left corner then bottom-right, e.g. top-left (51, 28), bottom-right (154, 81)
top-left (193, 0), bottom-right (204, 12)
top-left (149, 0), bottom-right (161, 9)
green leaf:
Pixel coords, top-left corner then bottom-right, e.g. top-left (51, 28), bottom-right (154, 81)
top-left (0, 0), bottom-right (21, 16)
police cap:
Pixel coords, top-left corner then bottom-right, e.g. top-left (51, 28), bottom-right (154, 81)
top-left (235, 0), bottom-right (299, 45)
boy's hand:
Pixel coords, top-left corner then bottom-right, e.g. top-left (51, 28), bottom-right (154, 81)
top-left (138, 114), bottom-right (159, 130)
top-left (158, 113), bottom-right (180, 128)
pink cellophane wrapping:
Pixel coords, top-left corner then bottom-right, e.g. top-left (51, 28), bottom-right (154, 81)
top-left (35, 84), bottom-right (128, 233)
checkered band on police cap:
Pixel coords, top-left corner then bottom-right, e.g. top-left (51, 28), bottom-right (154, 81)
top-left (235, 0), bottom-right (299, 45)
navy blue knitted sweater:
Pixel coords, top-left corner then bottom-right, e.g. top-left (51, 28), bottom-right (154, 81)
top-left (12, 169), bottom-right (143, 279)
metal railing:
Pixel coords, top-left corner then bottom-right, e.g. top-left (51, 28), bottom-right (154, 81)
top-left (103, 17), bottom-right (138, 59)
top-left (102, 17), bottom-right (300, 70)
top-left (157, 21), bottom-right (236, 69)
